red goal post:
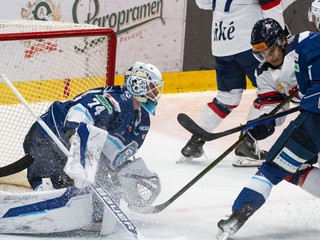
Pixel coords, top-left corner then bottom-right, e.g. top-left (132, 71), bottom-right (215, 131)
top-left (0, 20), bottom-right (117, 189)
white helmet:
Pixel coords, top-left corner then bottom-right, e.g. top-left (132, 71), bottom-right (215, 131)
top-left (125, 61), bottom-right (164, 115)
top-left (308, 0), bottom-right (320, 31)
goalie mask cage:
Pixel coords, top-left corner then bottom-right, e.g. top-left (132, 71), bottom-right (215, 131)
top-left (0, 20), bottom-right (117, 189)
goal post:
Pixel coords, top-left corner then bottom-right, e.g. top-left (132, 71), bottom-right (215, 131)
top-left (0, 20), bottom-right (117, 188)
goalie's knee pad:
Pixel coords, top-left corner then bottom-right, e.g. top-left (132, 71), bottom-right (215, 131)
top-left (117, 157), bottom-right (161, 208)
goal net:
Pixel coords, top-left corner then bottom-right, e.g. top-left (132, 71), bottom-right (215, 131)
top-left (0, 20), bottom-right (117, 189)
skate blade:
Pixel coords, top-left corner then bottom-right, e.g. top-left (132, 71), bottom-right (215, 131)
top-left (232, 157), bottom-right (264, 167)
top-left (176, 155), bottom-right (193, 163)
top-left (216, 228), bottom-right (231, 240)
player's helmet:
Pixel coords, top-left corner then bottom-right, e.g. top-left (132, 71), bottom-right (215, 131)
top-left (125, 61), bottom-right (164, 115)
top-left (250, 18), bottom-right (286, 62)
top-left (308, 0), bottom-right (320, 31)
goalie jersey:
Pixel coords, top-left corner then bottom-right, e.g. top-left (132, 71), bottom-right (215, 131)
top-left (38, 86), bottom-right (150, 149)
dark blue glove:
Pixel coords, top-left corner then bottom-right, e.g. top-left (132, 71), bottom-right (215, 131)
top-left (247, 115), bottom-right (275, 140)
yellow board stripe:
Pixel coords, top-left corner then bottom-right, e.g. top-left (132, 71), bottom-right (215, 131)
top-left (0, 77), bottom-right (106, 105)
top-left (0, 71), bottom-right (254, 105)
top-left (116, 70), bottom-right (254, 93)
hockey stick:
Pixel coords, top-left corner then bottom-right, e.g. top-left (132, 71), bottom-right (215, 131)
top-left (0, 155), bottom-right (34, 177)
top-left (129, 136), bottom-right (246, 214)
top-left (177, 88), bottom-right (299, 141)
top-left (1, 74), bottom-right (144, 240)
top-left (177, 106), bottom-right (299, 141)
top-left (130, 89), bottom-right (300, 214)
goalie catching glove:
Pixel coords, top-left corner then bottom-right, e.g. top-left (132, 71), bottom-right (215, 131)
top-left (246, 114), bottom-right (275, 141)
top-left (116, 157), bottom-right (161, 208)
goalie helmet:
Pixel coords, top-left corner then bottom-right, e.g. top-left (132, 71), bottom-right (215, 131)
top-left (308, 0), bottom-right (320, 31)
top-left (125, 61), bottom-right (164, 115)
top-left (250, 18), bottom-right (286, 62)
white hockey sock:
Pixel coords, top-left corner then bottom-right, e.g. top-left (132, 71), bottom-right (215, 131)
top-left (301, 167), bottom-right (320, 198)
top-left (199, 89), bottom-right (243, 132)
top-left (246, 175), bottom-right (273, 201)
top-left (199, 104), bottom-right (224, 132)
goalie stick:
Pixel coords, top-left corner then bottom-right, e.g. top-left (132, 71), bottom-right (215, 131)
top-left (1, 74), bottom-right (146, 240)
top-left (0, 155), bottom-right (34, 177)
top-left (130, 89), bottom-right (300, 214)
top-left (177, 106), bottom-right (299, 141)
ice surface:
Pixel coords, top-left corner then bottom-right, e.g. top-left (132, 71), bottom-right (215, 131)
top-left (1, 90), bottom-right (319, 240)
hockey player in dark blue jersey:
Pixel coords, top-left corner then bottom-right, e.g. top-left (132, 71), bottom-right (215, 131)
top-left (215, 27), bottom-right (320, 240)
top-left (23, 61), bottom-right (163, 212)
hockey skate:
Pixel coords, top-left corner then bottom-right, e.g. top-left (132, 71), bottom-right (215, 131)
top-left (177, 135), bottom-right (205, 163)
top-left (216, 204), bottom-right (254, 240)
top-left (232, 134), bottom-right (267, 167)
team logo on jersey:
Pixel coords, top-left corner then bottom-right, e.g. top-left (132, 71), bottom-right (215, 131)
top-left (113, 141), bottom-right (138, 169)
top-left (213, 21), bottom-right (235, 41)
top-left (139, 126), bottom-right (149, 131)
top-left (273, 147), bottom-right (306, 173)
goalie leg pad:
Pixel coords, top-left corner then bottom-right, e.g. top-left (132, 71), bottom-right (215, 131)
top-left (117, 157), bottom-right (161, 208)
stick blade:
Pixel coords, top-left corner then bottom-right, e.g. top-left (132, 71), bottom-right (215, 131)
top-left (0, 155), bottom-right (34, 177)
top-left (177, 113), bottom-right (202, 136)
top-left (177, 113), bottom-right (216, 141)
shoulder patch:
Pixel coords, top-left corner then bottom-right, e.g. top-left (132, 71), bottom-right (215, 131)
top-left (95, 95), bottom-right (113, 114)
top-left (294, 62), bottom-right (300, 72)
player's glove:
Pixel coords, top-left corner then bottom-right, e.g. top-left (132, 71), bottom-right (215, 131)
top-left (247, 115), bottom-right (275, 140)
